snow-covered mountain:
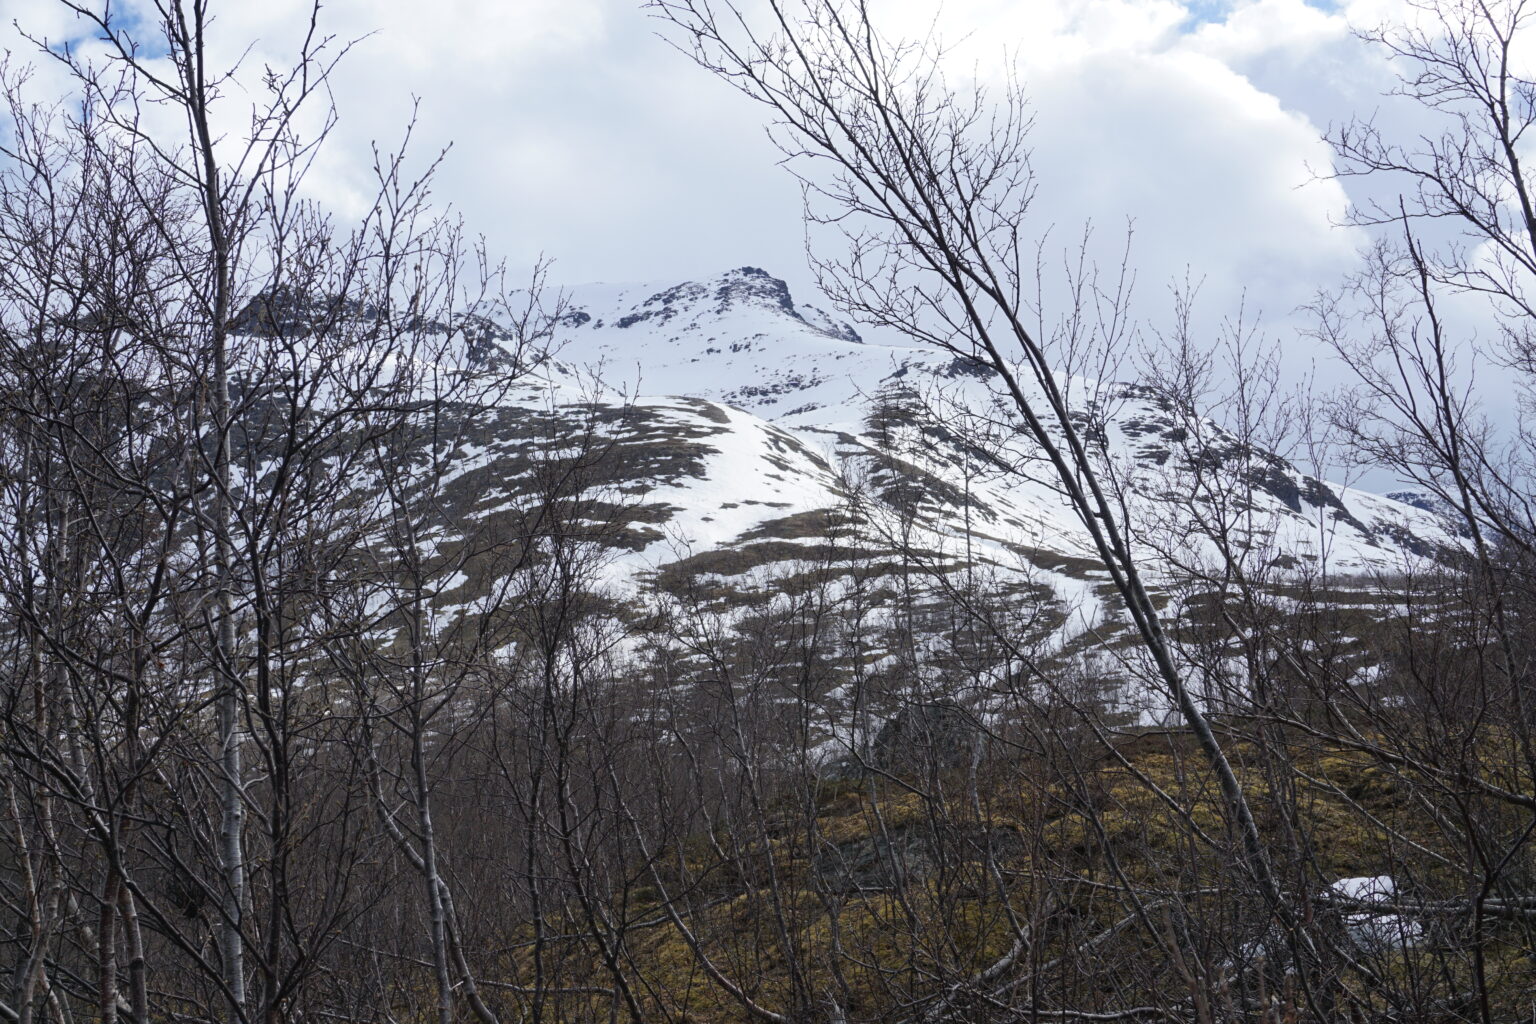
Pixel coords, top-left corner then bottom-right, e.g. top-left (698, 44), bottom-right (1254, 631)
top-left (510, 266), bottom-right (1459, 604)
top-left (212, 266), bottom-right (1468, 734)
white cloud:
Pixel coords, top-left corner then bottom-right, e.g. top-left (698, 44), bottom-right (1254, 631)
top-left (1022, 38), bottom-right (1362, 324)
top-left (877, 0), bottom-right (1191, 67)
top-left (0, 0), bottom-right (1399, 324)
top-left (1188, 0), bottom-right (1348, 61)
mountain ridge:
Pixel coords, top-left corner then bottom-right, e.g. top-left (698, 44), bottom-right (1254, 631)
top-left (530, 266), bottom-right (1462, 581)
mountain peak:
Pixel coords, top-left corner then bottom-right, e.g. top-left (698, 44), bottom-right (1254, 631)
top-left (560, 267), bottom-right (862, 344)
top-left (712, 265), bottom-right (798, 315)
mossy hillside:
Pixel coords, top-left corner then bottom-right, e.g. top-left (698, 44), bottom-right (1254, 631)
top-left (477, 734), bottom-right (1536, 1022)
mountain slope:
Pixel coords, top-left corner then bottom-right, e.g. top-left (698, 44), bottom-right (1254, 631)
top-left (530, 266), bottom-right (1460, 595)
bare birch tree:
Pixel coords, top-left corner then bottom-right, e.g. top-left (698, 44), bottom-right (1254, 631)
top-left (649, 0), bottom-right (1285, 943)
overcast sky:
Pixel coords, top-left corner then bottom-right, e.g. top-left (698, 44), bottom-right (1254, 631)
top-left (4, 0), bottom-right (1403, 284)
top-left (2, 0), bottom-right (1485, 456)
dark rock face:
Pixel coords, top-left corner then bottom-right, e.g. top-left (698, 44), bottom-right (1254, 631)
top-left (813, 825), bottom-right (1026, 892)
top-left (942, 356), bottom-right (996, 381)
top-left (616, 281), bottom-right (706, 329)
top-left (872, 702), bottom-right (984, 774)
top-left (715, 266), bottom-right (797, 315)
top-left (1300, 475), bottom-right (1347, 513)
top-left (230, 287), bottom-right (385, 336)
top-left (1247, 457), bottom-right (1301, 514)
top-left (229, 287), bottom-right (519, 369)
top-left (814, 830), bottom-right (936, 892)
